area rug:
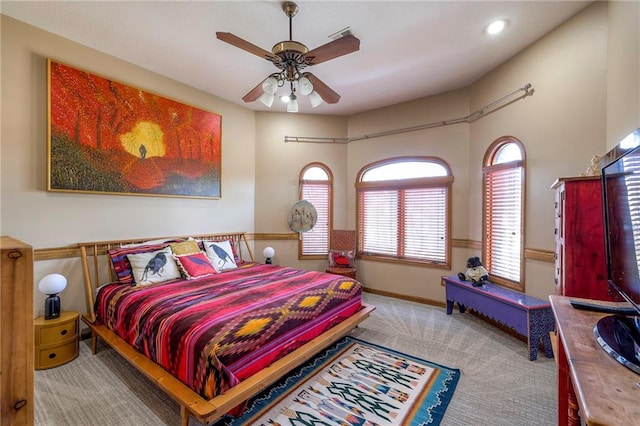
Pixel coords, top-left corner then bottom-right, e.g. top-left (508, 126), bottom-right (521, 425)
top-left (214, 336), bottom-right (460, 426)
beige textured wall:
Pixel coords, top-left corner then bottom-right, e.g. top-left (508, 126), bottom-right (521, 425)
top-left (254, 112), bottom-right (348, 270)
top-left (471, 2), bottom-right (608, 300)
top-left (346, 90), bottom-right (471, 302)
top-left (2, 0), bottom-right (639, 316)
top-left (606, 0), bottom-right (640, 148)
top-left (1, 16), bottom-right (256, 315)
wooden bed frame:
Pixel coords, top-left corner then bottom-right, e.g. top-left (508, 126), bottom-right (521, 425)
top-left (78, 232), bottom-right (374, 426)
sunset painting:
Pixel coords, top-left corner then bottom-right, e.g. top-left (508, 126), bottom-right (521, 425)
top-left (47, 59), bottom-right (222, 198)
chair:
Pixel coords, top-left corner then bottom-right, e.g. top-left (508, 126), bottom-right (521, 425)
top-left (325, 230), bottom-right (357, 280)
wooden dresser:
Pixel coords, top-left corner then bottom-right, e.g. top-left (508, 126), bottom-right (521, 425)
top-left (551, 177), bottom-right (612, 300)
top-left (0, 236), bottom-right (34, 425)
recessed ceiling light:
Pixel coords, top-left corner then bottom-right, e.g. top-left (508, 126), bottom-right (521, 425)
top-left (486, 19), bottom-right (508, 35)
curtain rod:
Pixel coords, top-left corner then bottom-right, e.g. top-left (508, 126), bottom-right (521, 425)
top-left (284, 83), bottom-right (534, 144)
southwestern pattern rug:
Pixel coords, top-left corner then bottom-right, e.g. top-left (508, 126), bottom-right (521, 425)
top-left (214, 336), bottom-right (460, 426)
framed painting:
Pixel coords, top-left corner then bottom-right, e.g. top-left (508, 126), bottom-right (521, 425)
top-left (47, 59), bottom-right (222, 199)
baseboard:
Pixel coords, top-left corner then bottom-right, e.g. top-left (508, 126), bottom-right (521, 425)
top-left (362, 287), bottom-right (446, 308)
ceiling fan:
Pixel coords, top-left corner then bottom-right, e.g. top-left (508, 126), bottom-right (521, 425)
top-left (216, 1), bottom-right (360, 111)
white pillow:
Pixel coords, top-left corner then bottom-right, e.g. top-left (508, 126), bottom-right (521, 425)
top-left (204, 240), bottom-right (238, 272)
top-left (127, 247), bottom-right (181, 285)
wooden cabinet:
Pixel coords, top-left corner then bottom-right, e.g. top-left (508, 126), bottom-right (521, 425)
top-left (551, 295), bottom-right (640, 425)
top-left (34, 311), bottom-right (79, 370)
top-left (0, 236), bottom-right (34, 425)
top-left (551, 177), bottom-right (612, 300)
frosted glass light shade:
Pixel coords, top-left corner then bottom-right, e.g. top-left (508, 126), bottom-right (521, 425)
top-left (259, 92), bottom-right (275, 107)
top-left (308, 91), bottom-right (323, 108)
top-left (298, 76), bottom-right (313, 96)
top-left (287, 95), bottom-right (298, 113)
top-left (263, 247), bottom-right (275, 258)
top-left (39, 273), bottom-right (67, 295)
top-left (262, 76), bottom-right (279, 95)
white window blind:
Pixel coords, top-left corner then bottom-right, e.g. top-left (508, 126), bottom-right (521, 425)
top-left (300, 181), bottom-right (330, 256)
top-left (484, 164), bottom-right (522, 282)
top-left (358, 186), bottom-right (448, 263)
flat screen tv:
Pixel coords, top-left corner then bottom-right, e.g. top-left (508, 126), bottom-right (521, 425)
top-left (598, 128), bottom-right (640, 373)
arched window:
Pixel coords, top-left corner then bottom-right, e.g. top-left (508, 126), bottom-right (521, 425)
top-left (482, 137), bottom-right (526, 290)
top-left (298, 163), bottom-right (333, 258)
top-left (356, 156), bottom-right (453, 266)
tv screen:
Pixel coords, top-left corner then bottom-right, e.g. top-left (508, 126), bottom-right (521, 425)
top-left (598, 128), bottom-right (640, 373)
top-left (602, 129), bottom-right (640, 311)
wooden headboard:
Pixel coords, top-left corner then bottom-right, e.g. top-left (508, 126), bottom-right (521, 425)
top-left (78, 232), bottom-right (253, 323)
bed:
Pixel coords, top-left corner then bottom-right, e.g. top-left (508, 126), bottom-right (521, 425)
top-left (79, 232), bottom-right (374, 425)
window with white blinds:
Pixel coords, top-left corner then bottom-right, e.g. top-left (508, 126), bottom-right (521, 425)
top-left (299, 164), bottom-right (332, 257)
top-left (356, 157), bottom-right (452, 266)
top-left (483, 139), bottom-right (525, 290)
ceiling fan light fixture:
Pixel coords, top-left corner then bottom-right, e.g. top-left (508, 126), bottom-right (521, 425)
top-left (259, 92), bottom-right (275, 107)
top-left (280, 93), bottom-right (291, 103)
top-left (262, 76), bottom-right (279, 95)
top-left (308, 91), bottom-right (323, 108)
top-left (298, 76), bottom-right (313, 96)
top-left (287, 95), bottom-right (299, 113)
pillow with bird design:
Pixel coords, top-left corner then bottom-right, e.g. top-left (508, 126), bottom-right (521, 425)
top-left (127, 247), bottom-right (181, 285)
top-left (109, 242), bottom-right (178, 284)
top-left (203, 240), bottom-right (238, 272)
top-left (174, 251), bottom-right (217, 279)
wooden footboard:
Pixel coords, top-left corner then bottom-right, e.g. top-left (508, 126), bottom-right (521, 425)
top-left (78, 232), bottom-right (375, 425)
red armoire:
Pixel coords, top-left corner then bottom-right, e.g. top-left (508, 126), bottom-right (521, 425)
top-left (552, 176), bottom-right (612, 301)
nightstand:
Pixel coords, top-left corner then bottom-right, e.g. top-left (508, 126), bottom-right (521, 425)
top-left (34, 311), bottom-right (79, 370)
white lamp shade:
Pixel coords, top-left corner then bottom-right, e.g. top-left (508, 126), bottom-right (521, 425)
top-left (39, 273), bottom-right (67, 295)
top-left (263, 247), bottom-right (275, 258)
top-left (298, 76), bottom-right (313, 96)
top-left (287, 96), bottom-right (299, 113)
top-left (262, 76), bottom-right (279, 95)
top-left (308, 91), bottom-right (323, 108)
top-left (259, 92), bottom-right (275, 107)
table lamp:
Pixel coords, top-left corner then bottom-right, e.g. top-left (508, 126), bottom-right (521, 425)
top-left (263, 247), bottom-right (275, 264)
top-left (38, 273), bottom-right (67, 320)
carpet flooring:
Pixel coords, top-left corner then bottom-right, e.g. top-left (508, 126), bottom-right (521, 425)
top-left (34, 293), bottom-right (556, 425)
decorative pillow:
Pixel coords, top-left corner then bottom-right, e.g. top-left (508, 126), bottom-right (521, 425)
top-left (169, 240), bottom-right (201, 256)
top-left (108, 243), bottom-right (172, 284)
top-left (204, 240), bottom-right (238, 272)
top-left (200, 239), bottom-right (245, 265)
top-left (174, 252), bottom-right (217, 280)
top-left (127, 247), bottom-right (181, 285)
top-left (120, 238), bottom-right (183, 248)
top-left (328, 250), bottom-right (356, 268)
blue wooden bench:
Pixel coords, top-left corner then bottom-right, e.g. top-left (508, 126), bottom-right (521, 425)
top-left (442, 275), bottom-right (554, 361)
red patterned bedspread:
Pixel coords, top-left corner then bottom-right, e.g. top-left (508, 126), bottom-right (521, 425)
top-left (95, 263), bottom-right (363, 400)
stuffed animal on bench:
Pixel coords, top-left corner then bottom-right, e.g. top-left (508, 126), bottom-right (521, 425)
top-left (457, 256), bottom-right (489, 287)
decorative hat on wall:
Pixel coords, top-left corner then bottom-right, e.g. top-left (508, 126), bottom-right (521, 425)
top-left (288, 200), bottom-right (317, 232)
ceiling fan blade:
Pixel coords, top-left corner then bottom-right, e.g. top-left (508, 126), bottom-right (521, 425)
top-left (241, 78), bottom-right (267, 102)
top-left (216, 32), bottom-right (276, 60)
top-left (305, 73), bottom-right (340, 104)
top-left (305, 35), bottom-right (360, 65)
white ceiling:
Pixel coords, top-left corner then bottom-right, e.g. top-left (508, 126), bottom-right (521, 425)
top-left (2, 1), bottom-right (592, 116)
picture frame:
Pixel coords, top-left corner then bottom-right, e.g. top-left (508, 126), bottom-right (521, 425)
top-left (47, 59), bottom-right (222, 199)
